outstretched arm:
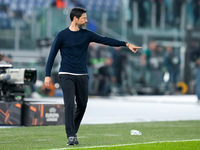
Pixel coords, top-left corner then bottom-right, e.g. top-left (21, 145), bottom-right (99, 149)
top-left (89, 30), bottom-right (142, 51)
top-left (126, 42), bottom-right (142, 53)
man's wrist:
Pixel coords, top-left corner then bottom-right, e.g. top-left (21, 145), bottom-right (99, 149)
top-left (126, 42), bottom-right (130, 47)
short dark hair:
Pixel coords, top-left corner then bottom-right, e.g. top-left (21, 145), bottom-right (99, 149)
top-left (70, 7), bottom-right (87, 21)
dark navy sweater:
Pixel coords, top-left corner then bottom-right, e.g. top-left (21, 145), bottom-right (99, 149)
top-left (45, 28), bottom-right (126, 76)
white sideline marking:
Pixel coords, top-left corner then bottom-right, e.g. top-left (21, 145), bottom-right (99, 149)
top-left (34, 139), bottom-right (50, 142)
top-left (0, 141), bottom-right (13, 144)
top-left (49, 139), bottom-right (200, 150)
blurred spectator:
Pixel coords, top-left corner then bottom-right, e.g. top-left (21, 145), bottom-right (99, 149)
top-left (51, 0), bottom-right (67, 9)
top-left (164, 46), bottom-right (180, 94)
top-left (140, 41), bottom-right (163, 94)
top-left (87, 44), bottom-right (112, 96)
top-left (173, 0), bottom-right (186, 27)
top-left (0, 53), bottom-right (12, 63)
top-left (87, 42), bottom-right (98, 95)
top-left (150, 45), bottom-right (164, 93)
top-left (30, 84), bottom-right (42, 98)
top-left (164, 0), bottom-right (173, 26)
top-left (97, 44), bottom-right (111, 60)
top-left (130, 0), bottom-right (147, 27)
top-left (98, 57), bottom-right (113, 96)
top-left (150, 0), bottom-right (164, 27)
top-left (190, 45), bottom-right (200, 102)
top-left (95, 44), bottom-right (112, 96)
top-left (140, 41), bottom-right (157, 85)
top-left (0, 4), bottom-right (11, 29)
top-left (111, 47), bottom-right (127, 94)
top-left (69, 0), bottom-right (85, 8)
top-left (192, 0), bottom-right (200, 26)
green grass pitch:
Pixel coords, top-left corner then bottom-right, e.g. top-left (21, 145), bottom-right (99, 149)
top-left (0, 120), bottom-right (200, 150)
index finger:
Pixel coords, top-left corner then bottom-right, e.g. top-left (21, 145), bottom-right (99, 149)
top-left (134, 47), bottom-right (142, 49)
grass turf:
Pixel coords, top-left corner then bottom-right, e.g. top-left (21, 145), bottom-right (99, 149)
top-left (73, 141), bottom-right (200, 150)
top-left (0, 120), bottom-right (200, 150)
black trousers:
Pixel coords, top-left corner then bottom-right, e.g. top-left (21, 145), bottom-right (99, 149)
top-left (59, 74), bottom-right (88, 138)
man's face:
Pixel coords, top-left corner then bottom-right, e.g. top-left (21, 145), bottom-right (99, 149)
top-left (76, 13), bottom-right (88, 28)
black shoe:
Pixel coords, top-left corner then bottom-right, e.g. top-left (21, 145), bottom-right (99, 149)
top-left (74, 137), bottom-right (79, 145)
top-left (67, 136), bottom-right (79, 145)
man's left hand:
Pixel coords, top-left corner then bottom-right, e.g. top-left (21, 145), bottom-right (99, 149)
top-left (126, 43), bottom-right (142, 53)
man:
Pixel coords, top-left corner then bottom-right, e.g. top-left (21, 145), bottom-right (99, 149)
top-left (164, 46), bottom-right (180, 94)
top-left (190, 45), bottom-right (200, 102)
top-left (44, 7), bottom-right (141, 146)
top-left (140, 41), bottom-right (163, 94)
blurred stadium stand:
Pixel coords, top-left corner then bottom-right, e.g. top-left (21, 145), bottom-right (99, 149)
top-left (0, 0), bottom-right (200, 96)
top-left (79, 0), bottom-right (121, 11)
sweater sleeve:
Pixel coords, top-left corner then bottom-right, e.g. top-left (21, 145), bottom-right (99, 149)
top-left (89, 30), bottom-right (126, 47)
top-left (45, 32), bottom-right (63, 77)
